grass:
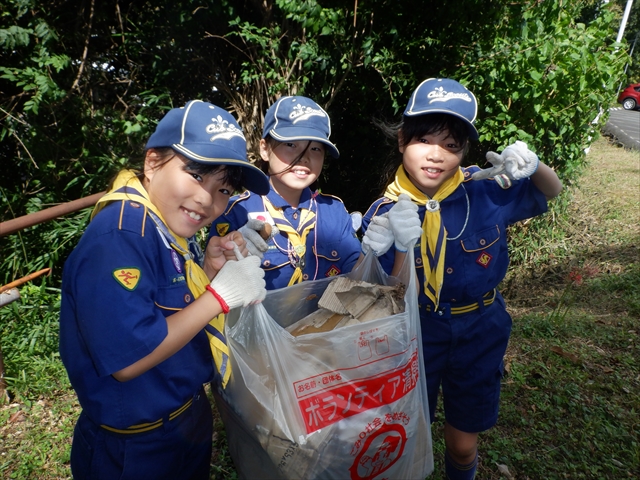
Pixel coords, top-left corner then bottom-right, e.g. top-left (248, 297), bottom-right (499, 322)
top-left (0, 135), bottom-right (638, 479)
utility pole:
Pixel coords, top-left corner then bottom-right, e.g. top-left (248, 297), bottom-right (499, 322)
top-left (615, 0), bottom-right (637, 95)
top-left (616, 0), bottom-right (634, 44)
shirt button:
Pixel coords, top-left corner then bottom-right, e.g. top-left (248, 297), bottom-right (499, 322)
top-left (331, 250), bottom-right (338, 257)
top-left (437, 310), bottom-right (443, 316)
top-left (263, 260), bottom-right (271, 267)
top-left (446, 267), bottom-right (453, 274)
top-left (480, 239), bottom-right (486, 246)
top-left (302, 274), bottom-right (309, 280)
top-left (293, 212), bottom-right (298, 220)
top-left (416, 257), bottom-right (423, 265)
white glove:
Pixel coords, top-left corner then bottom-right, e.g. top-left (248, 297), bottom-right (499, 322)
top-left (239, 219), bottom-right (276, 258)
top-left (208, 255), bottom-right (266, 311)
top-left (362, 213), bottom-right (394, 256)
top-left (472, 140), bottom-right (539, 181)
top-left (388, 193), bottom-right (422, 252)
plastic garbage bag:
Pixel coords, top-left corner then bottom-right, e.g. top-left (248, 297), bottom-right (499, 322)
top-left (214, 248), bottom-right (434, 480)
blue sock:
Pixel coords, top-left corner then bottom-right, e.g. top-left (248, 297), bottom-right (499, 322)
top-left (444, 449), bottom-right (478, 480)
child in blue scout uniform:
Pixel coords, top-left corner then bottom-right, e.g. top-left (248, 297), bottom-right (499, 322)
top-left (361, 78), bottom-right (563, 480)
top-left (208, 96), bottom-right (361, 289)
top-left (59, 100), bottom-right (270, 480)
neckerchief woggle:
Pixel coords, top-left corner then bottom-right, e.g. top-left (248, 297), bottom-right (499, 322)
top-left (262, 196), bottom-right (316, 286)
top-left (91, 170), bottom-right (231, 387)
top-left (384, 165), bottom-right (464, 308)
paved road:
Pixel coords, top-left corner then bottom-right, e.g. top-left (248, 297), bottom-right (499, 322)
top-left (604, 108), bottom-right (640, 150)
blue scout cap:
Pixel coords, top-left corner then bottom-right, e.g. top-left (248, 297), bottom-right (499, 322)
top-left (262, 96), bottom-right (340, 158)
top-left (404, 78), bottom-right (479, 140)
top-left (146, 100), bottom-right (270, 195)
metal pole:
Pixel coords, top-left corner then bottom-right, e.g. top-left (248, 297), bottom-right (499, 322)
top-left (0, 191), bottom-right (105, 237)
top-left (0, 268), bottom-right (52, 294)
top-left (616, 31), bottom-right (639, 96)
top-left (616, 0), bottom-right (634, 44)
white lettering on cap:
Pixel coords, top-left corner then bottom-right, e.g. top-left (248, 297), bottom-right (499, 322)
top-left (206, 115), bottom-right (245, 141)
top-left (427, 86), bottom-right (472, 104)
top-left (290, 104), bottom-right (326, 123)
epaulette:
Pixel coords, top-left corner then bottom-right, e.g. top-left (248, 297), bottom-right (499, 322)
top-left (462, 166), bottom-right (481, 182)
top-left (110, 200), bottom-right (149, 236)
top-left (365, 197), bottom-right (393, 218)
top-left (223, 190), bottom-right (252, 215)
top-left (314, 191), bottom-right (345, 204)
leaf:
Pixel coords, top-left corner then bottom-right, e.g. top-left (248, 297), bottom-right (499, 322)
top-left (549, 346), bottom-right (581, 365)
top-left (9, 410), bottom-right (26, 423)
top-left (496, 463), bottom-right (515, 479)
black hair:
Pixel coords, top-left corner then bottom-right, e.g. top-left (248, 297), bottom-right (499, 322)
top-left (376, 113), bottom-right (472, 193)
top-left (143, 147), bottom-right (244, 192)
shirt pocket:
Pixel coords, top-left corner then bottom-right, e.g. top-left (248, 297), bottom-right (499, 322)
top-left (313, 240), bottom-right (343, 263)
top-left (261, 244), bottom-right (291, 271)
top-left (155, 281), bottom-right (192, 316)
top-left (458, 225), bottom-right (506, 296)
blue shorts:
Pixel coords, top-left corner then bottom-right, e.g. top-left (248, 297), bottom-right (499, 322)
top-left (420, 292), bottom-right (512, 433)
top-left (70, 388), bottom-right (212, 480)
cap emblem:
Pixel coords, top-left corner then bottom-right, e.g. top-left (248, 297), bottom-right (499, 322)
top-left (428, 86), bottom-right (473, 104)
top-left (206, 115), bottom-right (245, 141)
top-left (290, 104), bottom-right (326, 123)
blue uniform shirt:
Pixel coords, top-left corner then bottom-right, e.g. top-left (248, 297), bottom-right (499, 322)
top-left (363, 167), bottom-right (549, 307)
top-left (209, 187), bottom-right (361, 290)
top-left (60, 200), bottom-right (214, 430)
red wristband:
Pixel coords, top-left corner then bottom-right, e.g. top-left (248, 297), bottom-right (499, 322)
top-left (206, 285), bottom-right (230, 314)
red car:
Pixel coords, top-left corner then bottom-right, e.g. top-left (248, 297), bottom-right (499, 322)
top-left (617, 83), bottom-right (640, 110)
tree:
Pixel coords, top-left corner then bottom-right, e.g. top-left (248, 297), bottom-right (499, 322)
top-left (0, 0), bottom-right (626, 284)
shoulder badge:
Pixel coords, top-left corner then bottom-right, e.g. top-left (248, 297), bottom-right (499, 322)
top-left (216, 223), bottom-right (230, 236)
top-left (113, 267), bottom-right (141, 290)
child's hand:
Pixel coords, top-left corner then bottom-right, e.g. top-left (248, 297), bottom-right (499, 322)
top-left (388, 194), bottom-right (423, 252)
top-left (205, 232), bottom-right (248, 274)
top-left (362, 213), bottom-right (394, 256)
top-left (472, 140), bottom-right (539, 181)
top-left (238, 219), bottom-right (278, 259)
top-left (208, 255), bottom-right (267, 311)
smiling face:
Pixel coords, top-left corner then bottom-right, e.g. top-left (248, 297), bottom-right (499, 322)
top-left (400, 128), bottom-right (465, 198)
top-left (143, 150), bottom-right (235, 238)
top-left (259, 138), bottom-right (325, 207)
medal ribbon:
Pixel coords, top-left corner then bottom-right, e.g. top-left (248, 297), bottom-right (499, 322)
top-left (92, 170), bottom-right (231, 387)
top-left (384, 165), bottom-right (464, 308)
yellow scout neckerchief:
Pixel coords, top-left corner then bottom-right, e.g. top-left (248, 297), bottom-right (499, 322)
top-left (92, 170), bottom-right (231, 387)
top-left (263, 196), bottom-right (316, 286)
top-left (384, 165), bottom-right (464, 308)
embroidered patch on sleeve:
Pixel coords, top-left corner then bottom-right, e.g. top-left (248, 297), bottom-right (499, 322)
top-left (113, 267), bottom-right (141, 290)
top-left (476, 251), bottom-right (493, 268)
top-left (325, 265), bottom-right (341, 277)
top-left (216, 223), bottom-right (230, 236)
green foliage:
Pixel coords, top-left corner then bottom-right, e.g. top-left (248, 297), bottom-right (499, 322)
top-left (0, 284), bottom-right (69, 399)
top-left (459, 0), bottom-right (627, 181)
top-left (0, 200), bottom-right (91, 285)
